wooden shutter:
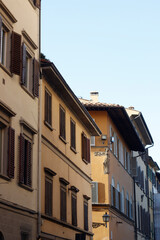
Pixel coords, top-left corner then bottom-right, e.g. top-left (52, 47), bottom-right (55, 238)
top-left (84, 201), bottom-right (88, 231)
top-left (7, 127), bottom-right (15, 178)
top-left (113, 187), bottom-right (116, 207)
top-left (21, 43), bottom-right (27, 85)
top-left (19, 134), bottom-right (25, 184)
top-left (45, 177), bottom-right (52, 216)
top-left (11, 32), bottom-right (21, 75)
top-left (81, 133), bottom-right (85, 160)
top-left (60, 186), bottom-right (66, 221)
top-left (26, 141), bottom-right (32, 187)
top-left (0, 16), bottom-right (2, 59)
top-left (71, 120), bottom-right (75, 149)
top-left (33, 58), bottom-right (39, 97)
top-left (72, 194), bottom-right (77, 226)
top-left (87, 138), bottom-right (90, 163)
top-left (60, 107), bottom-right (65, 140)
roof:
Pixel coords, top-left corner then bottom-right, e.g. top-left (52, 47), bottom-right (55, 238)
top-left (80, 99), bottom-right (145, 152)
top-left (126, 108), bottom-right (153, 146)
top-left (41, 60), bottom-right (101, 136)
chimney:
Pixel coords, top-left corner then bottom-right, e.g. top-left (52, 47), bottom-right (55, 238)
top-left (128, 106), bottom-right (134, 110)
top-left (90, 92), bottom-right (99, 103)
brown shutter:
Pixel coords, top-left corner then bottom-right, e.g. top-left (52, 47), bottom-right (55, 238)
top-left (87, 138), bottom-right (90, 163)
top-left (7, 127), bottom-right (15, 178)
top-left (33, 58), bottom-right (39, 97)
top-left (72, 194), bottom-right (77, 226)
top-left (0, 16), bottom-right (2, 61)
top-left (60, 107), bottom-right (65, 139)
top-left (19, 134), bottom-right (25, 184)
top-left (60, 186), bottom-right (66, 221)
top-left (71, 120), bottom-right (75, 149)
top-left (11, 32), bottom-right (21, 75)
top-left (21, 43), bottom-right (27, 85)
top-left (45, 90), bottom-right (48, 122)
top-left (26, 141), bottom-right (32, 187)
top-left (84, 201), bottom-right (88, 231)
top-left (48, 94), bottom-right (52, 125)
top-left (45, 177), bottom-right (52, 216)
top-left (81, 133), bottom-right (85, 159)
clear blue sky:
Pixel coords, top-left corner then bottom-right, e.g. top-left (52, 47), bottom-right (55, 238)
top-left (41, 0), bottom-right (160, 165)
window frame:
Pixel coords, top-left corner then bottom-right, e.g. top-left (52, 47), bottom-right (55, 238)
top-left (44, 88), bottom-right (52, 128)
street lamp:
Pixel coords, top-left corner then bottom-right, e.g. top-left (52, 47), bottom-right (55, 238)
top-left (102, 212), bottom-right (110, 228)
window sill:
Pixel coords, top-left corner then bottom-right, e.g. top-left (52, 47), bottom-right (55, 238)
top-left (21, 85), bottom-right (35, 99)
top-left (44, 120), bottom-right (53, 131)
top-left (0, 63), bottom-right (12, 77)
top-left (82, 158), bottom-right (89, 165)
top-left (59, 135), bottom-right (67, 144)
top-left (19, 183), bottom-right (33, 192)
top-left (70, 146), bottom-right (77, 154)
top-left (0, 174), bottom-right (11, 181)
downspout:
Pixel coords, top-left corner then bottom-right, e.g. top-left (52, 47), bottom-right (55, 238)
top-left (37, 1), bottom-right (42, 239)
top-left (133, 177), bottom-right (137, 240)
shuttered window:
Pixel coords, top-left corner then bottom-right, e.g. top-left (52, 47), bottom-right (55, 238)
top-left (0, 16), bottom-right (11, 70)
top-left (81, 133), bottom-right (90, 163)
top-left (72, 193), bottom-right (77, 226)
top-left (60, 106), bottom-right (66, 140)
top-left (84, 200), bottom-right (88, 231)
top-left (45, 89), bottom-right (52, 126)
top-left (19, 134), bottom-right (32, 187)
top-left (70, 119), bottom-right (76, 150)
top-left (21, 43), bottom-right (39, 97)
top-left (60, 184), bottom-right (67, 221)
top-left (45, 176), bottom-right (53, 216)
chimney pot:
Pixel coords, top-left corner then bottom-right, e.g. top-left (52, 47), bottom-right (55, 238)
top-left (90, 92), bottom-right (99, 103)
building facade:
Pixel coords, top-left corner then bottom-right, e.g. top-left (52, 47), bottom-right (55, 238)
top-left (0, 0), bottom-right (40, 239)
top-left (80, 92), bottom-right (144, 240)
top-left (40, 62), bottom-right (101, 240)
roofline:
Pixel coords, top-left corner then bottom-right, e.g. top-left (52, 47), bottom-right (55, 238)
top-left (41, 62), bottom-right (101, 136)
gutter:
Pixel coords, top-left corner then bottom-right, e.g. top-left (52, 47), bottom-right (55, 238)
top-left (37, 2), bottom-right (42, 239)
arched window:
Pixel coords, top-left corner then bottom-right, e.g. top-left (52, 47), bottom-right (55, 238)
top-left (0, 232), bottom-right (4, 240)
top-left (116, 183), bottom-right (120, 209)
top-left (121, 188), bottom-right (125, 213)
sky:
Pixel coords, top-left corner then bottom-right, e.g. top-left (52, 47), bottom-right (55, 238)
top-left (41, 0), bottom-right (160, 165)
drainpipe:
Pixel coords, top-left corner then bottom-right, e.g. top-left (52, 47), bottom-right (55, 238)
top-left (37, 1), bottom-right (42, 239)
top-left (133, 177), bottom-right (137, 240)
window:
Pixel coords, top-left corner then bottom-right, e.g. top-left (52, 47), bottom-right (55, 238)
top-left (21, 232), bottom-right (29, 240)
top-left (111, 177), bottom-right (116, 207)
top-left (45, 89), bottom-right (52, 126)
top-left (81, 132), bottom-right (90, 163)
top-left (19, 120), bottom-right (37, 189)
top-left (71, 193), bottom-right (77, 226)
top-left (70, 119), bottom-right (76, 151)
top-left (60, 178), bottom-right (69, 222)
top-left (45, 175), bottom-right (53, 216)
top-left (0, 16), bottom-right (11, 70)
top-left (90, 136), bottom-right (95, 146)
top-left (0, 232), bottom-right (4, 240)
top-left (0, 101), bottom-right (15, 179)
top-left (121, 188), bottom-right (125, 213)
top-left (84, 198), bottom-right (88, 231)
top-left (59, 106), bottom-right (66, 141)
top-left (116, 183), bottom-right (120, 210)
top-left (21, 43), bottom-right (39, 97)
top-left (126, 192), bottom-right (129, 217)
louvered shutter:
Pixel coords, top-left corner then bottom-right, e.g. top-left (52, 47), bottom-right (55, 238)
top-left (45, 90), bottom-right (48, 122)
top-left (33, 58), bottom-right (39, 97)
top-left (81, 133), bottom-right (85, 160)
top-left (7, 127), bottom-right (15, 178)
top-left (71, 120), bottom-right (75, 149)
top-left (21, 43), bottom-right (27, 85)
top-left (48, 94), bottom-right (51, 125)
top-left (60, 187), bottom-right (66, 221)
top-left (19, 134), bottom-right (25, 184)
top-left (87, 138), bottom-right (90, 163)
top-left (26, 141), bottom-right (32, 187)
top-left (72, 194), bottom-right (77, 226)
top-left (0, 16), bottom-right (2, 61)
top-left (11, 32), bottom-right (21, 75)
top-left (84, 201), bottom-right (88, 231)
top-left (60, 108), bottom-right (65, 139)
top-left (45, 178), bottom-right (52, 216)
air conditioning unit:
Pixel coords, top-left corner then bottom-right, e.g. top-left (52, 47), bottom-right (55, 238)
top-left (92, 182), bottom-right (98, 203)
